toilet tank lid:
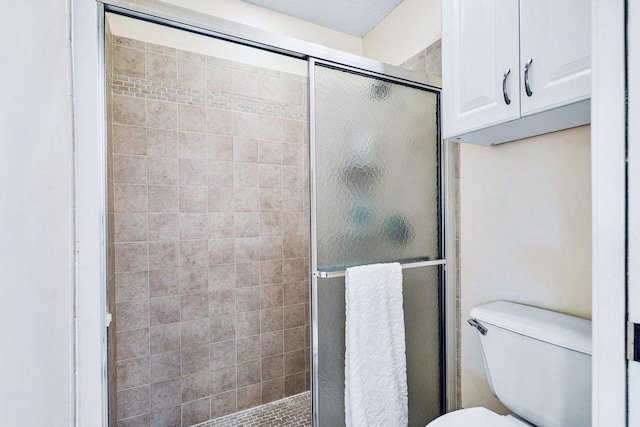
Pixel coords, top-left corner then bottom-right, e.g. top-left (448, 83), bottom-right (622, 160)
top-left (470, 301), bottom-right (592, 355)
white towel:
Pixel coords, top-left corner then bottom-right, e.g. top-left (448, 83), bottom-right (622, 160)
top-left (345, 262), bottom-right (408, 427)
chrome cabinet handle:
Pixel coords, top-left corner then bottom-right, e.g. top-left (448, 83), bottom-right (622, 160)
top-left (524, 58), bottom-right (533, 97)
top-left (502, 68), bottom-right (511, 105)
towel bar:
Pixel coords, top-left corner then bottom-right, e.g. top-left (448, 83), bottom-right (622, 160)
top-left (313, 259), bottom-right (446, 279)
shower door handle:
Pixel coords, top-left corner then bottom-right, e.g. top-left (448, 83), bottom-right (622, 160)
top-left (502, 68), bottom-right (511, 105)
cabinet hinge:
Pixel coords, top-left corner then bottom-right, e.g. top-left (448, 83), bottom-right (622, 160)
top-left (627, 321), bottom-right (640, 362)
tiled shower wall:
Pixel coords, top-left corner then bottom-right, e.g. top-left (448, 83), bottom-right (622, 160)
top-left (400, 39), bottom-right (462, 409)
top-left (108, 35), bottom-right (310, 426)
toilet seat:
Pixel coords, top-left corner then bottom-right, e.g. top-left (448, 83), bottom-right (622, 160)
top-left (426, 408), bottom-right (519, 427)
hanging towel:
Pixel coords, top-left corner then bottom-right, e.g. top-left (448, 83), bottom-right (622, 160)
top-left (345, 262), bottom-right (408, 427)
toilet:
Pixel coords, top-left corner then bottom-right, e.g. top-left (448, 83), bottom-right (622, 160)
top-left (428, 301), bottom-right (591, 427)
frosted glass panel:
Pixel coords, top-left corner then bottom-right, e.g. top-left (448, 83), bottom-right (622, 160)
top-left (317, 267), bottom-right (442, 426)
top-left (314, 65), bottom-right (440, 270)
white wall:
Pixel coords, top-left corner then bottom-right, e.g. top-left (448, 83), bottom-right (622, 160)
top-left (0, 1), bottom-right (73, 426)
top-left (362, 0), bottom-right (441, 65)
top-left (459, 126), bottom-right (592, 413)
top-left (161, 0), bottom-right (362, 55)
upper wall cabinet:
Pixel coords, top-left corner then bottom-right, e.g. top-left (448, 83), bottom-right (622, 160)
top-left (443, 0), bottom-right (591, 145)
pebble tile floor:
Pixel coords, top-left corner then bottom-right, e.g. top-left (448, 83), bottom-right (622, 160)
top-left (196, 392), bottom-right (311, 427)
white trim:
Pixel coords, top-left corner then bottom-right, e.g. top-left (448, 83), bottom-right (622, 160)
top-left (72, 0), bottom-right (109, 425)
top-left (591, 0), bottom-right (627, 425)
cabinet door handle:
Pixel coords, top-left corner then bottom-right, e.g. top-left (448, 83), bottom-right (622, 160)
top-left (502, 68), bottom-right (511, 105)
top-left (524, 58), bottom-right (533, 97)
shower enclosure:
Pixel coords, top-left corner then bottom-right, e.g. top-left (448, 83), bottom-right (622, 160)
top-left (103, 2), bottom-right (446, 426)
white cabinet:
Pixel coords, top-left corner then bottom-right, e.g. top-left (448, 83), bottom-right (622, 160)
top-left (443, 0), bottom-right (591, 145)
top-left (442, 0), bottom-right (520, 137)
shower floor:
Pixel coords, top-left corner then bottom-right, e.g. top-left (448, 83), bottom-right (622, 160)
top-left (196, 392), bottom-right (311, 427)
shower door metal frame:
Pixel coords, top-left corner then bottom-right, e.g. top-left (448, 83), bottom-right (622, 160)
top-left (309, 58), bottom-right (448, 426)
top-left (79, 0), bottom-right (457, 424)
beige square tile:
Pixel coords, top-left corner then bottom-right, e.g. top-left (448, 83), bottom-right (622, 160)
top-left (180, 241), bottom-right (208, 268)
top-left (181, 371), bottom-right (210, 403)
top-left (282, 258), bottom-right (307, 282)
top-left (209, 289), bottom-right (236, 316)
top-left (178, 59), bottom-right (206, 89)
top-left (146, 52), bottom-right (177, 85)
top-left (262, 377), bottom-right (284, 404)
top-left (179, 159), bottom-right (207, 186)
top-left (209, 265), bottom-right (235, 292)
top-left (237, 359), bottom-right (261, 387)
top-left (261, 283), bottom-right (283, 309)
top-left (151, 405), bottom-right (181, 426)
top-left (116, 300), bottom-right (149, 331)
top-left (179, 213), bottom-right (208, 240)
top-left (147, 99), bottom-right (177, 130)
top-left (115, 213), bottom-right (147, 242)
top-left (178, 132), bottom-right (207, 159)
top-left (179, 268), bottom-right (209, 294)
top-left (181, 344), bottom-right (210, 375)
top-left (113, 125), bottom-right (146, 155)
top-left (282, 142), bottom-right (305, 166)
top-left (283, 282), bottom-right (308, 306)
top-left (260, 116), bottom-right (282, 141)
top-left (208, 239), bottom-right (234, 264)
top-left (261, 331), bottom-right (283, 357)
top-left (146, 42), bottom-right (176, 56)
top-left (113, 95), bottom-right (146, 126)
top-left (282, 212), bottom-right (307, 235)
top-left (115, 271), bottom-right (149, 302)
top-left (260, 188), bottom-right (282, 212)
top-left (236, 287), bottom-right (260, 313)
top-left (116, 328), bottom-right (149, 360)
top-left (236, 384), bottom-right (261, 411)
top-left (236, 311), bottom-right (260, 338)
top-left (117, 384), bottom-right (150, 420)
top-left (260, 212), bottom-right (282, 236)
top-left (116, 356), bottom-right (149, 390)
top-left (284, 304), bottom-right (305, 329)
top-left (207, 134), bottom-right (233, 161)
top-left (233, 112), bottom-right (260, 139)
top-left (181, 397), bottom-right (210, 426)
top-left (149, 268), bottom-right (180, 297)
top-left (233, 138), bottom-right (258, 163)
top-left (208, 187), bottom-right (234, 212)
top-left (150, 378), bottom-right (180, 410)
top-left (147, 128), bottom-right (177, 157)
top-left (282, 165), bottom-right (305, 189)
top-left (285, 372), bottom-right (306, 397)
top-left (282, 119), bottom-right (305, 143)
top-left (181, 318), bottom-right (209, 348)
top-left (258, 74), bottom-right (281, 102)
top-left (234, 162), bottom-right (258, 188)
top-left (150, 350), bottom-right (181, 382)
top-left (210, 314), bottom-right (236, 342)
top-left (235, 237), bottom-right (259, 262)
top-left (237, 335), bottom-right (260, 363)
top-left (148, 241), bottom-right (180, 270)
top-left (261, 307), bottom-right (283, 332)
top-left (181, 293), bottom-right (209, 321)
top-left (113, 45), bottom-right (146, 78)
top-left (211, 366), bottom-right (236, 395)
top-left (208, 213), bottom-right (234, 239)
top-left (235, 262), bottom-right (259, 287)
top-left (115, 242), bottom-right (148, 272)
top-left (235, 212), bottom-right (259, 238)
top-left (284, 349), bottom-right (305, 375)
top-left (149, 296), bottom-right (180, 325)
top-left (261, 355), bottom-right (283, 381)
top-left (258, 140), bottom-right (282, 164)
top-left (178, 49), bottom-right (207, 62)
top-left (234, 188), bottom-right (259, 212)
top-left (179, 186), bottom-right (208, 213)
top-left (284, 327), bottom-right (306, 352)
top-left (210, 340), bottom-right (236, 370)
top-left (259, 164), bottom-right (281, 188)
top-left (207, 64), bottom-right (233, 93)
top-left (113, 36), bottom-right (145, 49)
top-left (260, 236), bottom-right (282, 261)
top-left (150, 323), bottom-right (180, 354)
top-left (211, 391), bottom-right (236, 419)
top-left (114, 154), bottom-right (147, 184)
top-left (282, 189), bottom-right (303, 212)
top-left (178, 104), bottom-right (206, 133)
top-left (208, 161), bottom-right (234, 187)
top-left (260, 260), bottom-right (282, 285)
top-left (206, 108), bottom-right (233, 136)
top-left (148, 156), bottom-right (178, 185)
top-left (114, 184), bottom-right (147, 214)
top-left (283, 234), bottom-right (308, 259)
top-left (282, 77), bottom-right (304, 105)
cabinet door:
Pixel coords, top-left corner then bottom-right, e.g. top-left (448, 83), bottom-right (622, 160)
top-left (520, 0), bottom-right (591, 116)
top-left (443, 0), bottom-right (520, 139)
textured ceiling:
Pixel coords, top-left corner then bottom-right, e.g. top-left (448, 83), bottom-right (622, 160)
top-left (240, 0), bottom-right (405, 37)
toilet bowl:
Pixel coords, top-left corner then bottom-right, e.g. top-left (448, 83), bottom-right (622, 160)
top-left (426, 301), bottom-right (592, 427)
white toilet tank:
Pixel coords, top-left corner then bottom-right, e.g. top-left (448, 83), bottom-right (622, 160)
top-left (470, 301), bottom-right (591, 427)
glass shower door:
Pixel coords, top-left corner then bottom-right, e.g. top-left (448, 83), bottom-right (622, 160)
top-left (310, 61), bottom-right (444, 427)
